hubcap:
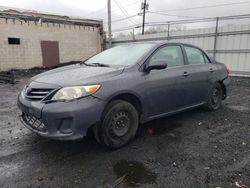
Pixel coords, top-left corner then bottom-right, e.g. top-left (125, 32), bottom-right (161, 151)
top-left (110, 111), bottom-right (130, 137)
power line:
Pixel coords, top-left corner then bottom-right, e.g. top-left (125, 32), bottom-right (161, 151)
top-left (113, 0), bottom-right (138, 24)
top-left (112, 13), bottom-right (250, 32)
top-left (92, 0), bottom-right (250, 18)
top-left (147, 11), bottom-right (210, 19)
top-left (95, 1), bottom-right (141, 18)
top-left (111, 14), bottom-right (138, 23)
top-left (105, 11), bottom-right (250, 25)
top-left (109, 11), bottom-right (208, 24)
top-left (150, 1), bottom-right (250, 13)
top-left (104, 1), bottom-right (250, 30)
top-left (89, 0), bottom-right (140, 15)
top-left (109, 1), bottom-right (250, 25)
top-left (91, 0), bottom-right (140, 19)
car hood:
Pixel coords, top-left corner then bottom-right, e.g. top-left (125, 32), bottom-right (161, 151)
top-left (30, 64), bottom-right (124, 87)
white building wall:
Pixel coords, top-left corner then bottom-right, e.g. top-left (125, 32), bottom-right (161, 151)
top-left (0, 18), bottom-right (102, 71)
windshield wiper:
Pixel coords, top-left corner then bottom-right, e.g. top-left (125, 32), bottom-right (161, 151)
top-left (80, 61), bottom-right (88, 65)
top-left (87, 63), bottom-right (110, 67)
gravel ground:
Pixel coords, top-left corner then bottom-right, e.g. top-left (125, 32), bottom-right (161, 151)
top-left (0, 76), bottom-right (249, 188)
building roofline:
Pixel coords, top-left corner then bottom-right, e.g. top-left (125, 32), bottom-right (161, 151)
top-left (0, 7), bottom-right (103, 27)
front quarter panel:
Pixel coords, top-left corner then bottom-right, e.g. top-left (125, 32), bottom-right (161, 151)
top-left (92, 65), bottom-right (147, 114)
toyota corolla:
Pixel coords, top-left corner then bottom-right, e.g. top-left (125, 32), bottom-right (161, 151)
top-left (18, 42), bottom-right (230, 149)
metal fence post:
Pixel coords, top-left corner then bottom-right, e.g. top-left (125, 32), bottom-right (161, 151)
top-left (167, 23), bottom-right (170, 40)
top-left (132, 28), bottom-right (135, 41)
top-left (213, 17), bottom-right (219, 59)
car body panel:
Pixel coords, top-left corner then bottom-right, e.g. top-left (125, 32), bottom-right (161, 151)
top-left (143, 66), bottom-right (189, 116)
top-left (31, 64), bottom-right (125, 86)
top-left (17, 42), bottom-right (230, 140)
top-left (18, 94), bottom-right (106, 140)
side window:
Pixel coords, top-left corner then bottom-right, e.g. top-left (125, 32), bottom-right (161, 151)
top-left (185, 46), bottom-right (206, 65)
top-left (149, 46), bottom-right (184, 68)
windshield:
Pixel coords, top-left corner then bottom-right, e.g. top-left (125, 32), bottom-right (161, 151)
top-left (84, 43), bottom-right (155, 66)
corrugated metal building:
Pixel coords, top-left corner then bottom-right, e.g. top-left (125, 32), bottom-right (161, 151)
top-left (0, 8), bottom-right (103, 71)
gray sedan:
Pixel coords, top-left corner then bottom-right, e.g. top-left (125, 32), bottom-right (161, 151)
top-left (18, 42), bottom-right (230, 149)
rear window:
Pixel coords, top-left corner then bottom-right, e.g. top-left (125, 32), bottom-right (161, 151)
top-left (185, 46), bottom-right (206, 65)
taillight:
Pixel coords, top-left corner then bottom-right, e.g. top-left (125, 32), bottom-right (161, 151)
top-left (226, 67), bottom-right (230, 74)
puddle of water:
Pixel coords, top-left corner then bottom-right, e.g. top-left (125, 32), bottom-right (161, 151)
top-left (113, 159), bottom-right (157, 187)
top-left (227, 105), bottom-right (250, 111)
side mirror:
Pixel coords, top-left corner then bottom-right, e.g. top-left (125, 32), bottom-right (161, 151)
top-left (145, 60), bottom-right (167, 72)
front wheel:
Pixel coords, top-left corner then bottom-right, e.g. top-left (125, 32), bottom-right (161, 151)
top-left (99, 100), bottom-right (139, 149)
top-left (204, 83), bottom-right (223, 111)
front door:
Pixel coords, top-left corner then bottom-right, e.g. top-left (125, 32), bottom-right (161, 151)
top-left (143, 45), bottom-right (188, 117)
top-left (41, 41), bottom-right (60, 67)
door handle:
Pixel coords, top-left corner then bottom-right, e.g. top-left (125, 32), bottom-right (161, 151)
top-left (209, 67), bottom-right (215, 72)
top-left (183, 71), bottom-right (189, 77)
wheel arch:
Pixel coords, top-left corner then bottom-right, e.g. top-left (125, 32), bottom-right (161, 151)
top-left (218, 80), bottom-right (227, 100)
top-left (87, 91), bottom-right (144, 137)
top-left (104, 91), bottom-right (144, 120)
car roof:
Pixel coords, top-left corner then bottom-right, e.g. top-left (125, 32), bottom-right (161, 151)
top-left (120, 41), bottom-right (198, 48)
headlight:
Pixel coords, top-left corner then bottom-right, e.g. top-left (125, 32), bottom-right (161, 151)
top-left (51, 85), bottom-right (101, 101)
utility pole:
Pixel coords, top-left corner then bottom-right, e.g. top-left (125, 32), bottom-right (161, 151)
top-left (107, 0), bottom-right (112, 48)
top-left (141, 0), bottom-right (149, 35)
top-left (142, 0), bottom-right (146, 35)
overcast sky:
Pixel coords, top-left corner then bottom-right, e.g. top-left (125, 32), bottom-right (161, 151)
top-left (0, 0), bottom-right (249, 34)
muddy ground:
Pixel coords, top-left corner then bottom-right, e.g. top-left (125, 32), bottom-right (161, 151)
top-left (0, 76), bottom-right (249, 188)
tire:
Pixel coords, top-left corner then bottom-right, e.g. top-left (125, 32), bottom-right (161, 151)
top-left (92, 123), bottom-right (103, 145)
top-left (99, 100), bottom-right (139, 149)
top-left (204, 83), bottom-right (223, 111)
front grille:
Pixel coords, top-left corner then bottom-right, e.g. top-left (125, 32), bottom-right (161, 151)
top-left (25, 88), bottom-right (53, 101)
top-left (21, 113), bottom-right (47, 133)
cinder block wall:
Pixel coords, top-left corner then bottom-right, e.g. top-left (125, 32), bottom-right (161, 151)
top-left (0, 18), bottom-right (102, 71)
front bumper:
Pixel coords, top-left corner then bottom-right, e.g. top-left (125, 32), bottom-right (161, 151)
top-left (18, 94), bottom-right (106, 140)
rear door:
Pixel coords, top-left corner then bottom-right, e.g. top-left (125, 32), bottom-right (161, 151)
top-left (181, 45), bottom-right (216, 105)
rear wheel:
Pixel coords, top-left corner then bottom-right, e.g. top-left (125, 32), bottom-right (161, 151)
top-left (204, 83), bottom-right (223, 111)
top-left (97, 100), bottom-right (139, 149)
